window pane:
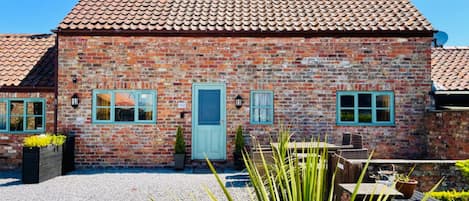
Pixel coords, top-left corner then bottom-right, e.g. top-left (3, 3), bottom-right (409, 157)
top-left (0, 103), bottom-right (6, 130)
top-left (340, 95), bottom-right (354, 107)
top-left (0, 102), bottom-right (6, 115)
top-left (10, 101), bottom-right (24, 115)
top-left (138, 107), bottom-right (153, 121)
top-left (340, 110), bottom-right (354, 121)
top-left (10, 116), bottom-right (23, 131)
top-left (27, 102), bottom-right (43, 115)
top-left (96, 108), bottom-right (111, 120)
top-left (198, 90), bottom-right (220, 125)
top-left (27, 117), bottom-right (43, 130)
top-left (0, 115), bottom-right (6, 130)
top-left (262, 109), bottom-right (273, 122)
top-left (258, 109), bottom-right (265, 122)
top-left (358, 109), bottom-right (372, 123)
top-left (377, 109), bottom-right (391, 122)
top-left (358, 94), bottom-right (371, 107)
top-left (253, 93), bottom-right (272, 107)
top-left (138, 93), bottom-right (153, 107)
top-left (376, 95), bottom-right (390, 107)
top-left (115, 93), bottom-right (135, 107)
top-left (97, 93), bottom-right (111, 106)
top-left (115, 108), bottom-right (135, 121)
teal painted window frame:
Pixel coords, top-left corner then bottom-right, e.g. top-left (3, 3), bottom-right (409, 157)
top-left (250, 90), bottom-right (274, 125)
top-left (92, 90), bottom-right (157, 124)
top-left (0, 98), bottom-right (46, 133)
top-left (336, 91), bottom-right (395, 126)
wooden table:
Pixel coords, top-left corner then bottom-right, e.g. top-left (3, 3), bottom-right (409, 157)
top-left (339, 183), bottom-right (403, 201)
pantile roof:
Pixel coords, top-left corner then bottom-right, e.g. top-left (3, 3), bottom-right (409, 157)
top-left (432, 47), bottom-right (469, 91)
top-left (58, 0), bottom-right (433, 33)
top-left (0, 34), bottom-right (56, 88)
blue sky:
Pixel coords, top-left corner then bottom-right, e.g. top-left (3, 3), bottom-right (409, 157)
top-left (0, 0), bottom-right (467, 46)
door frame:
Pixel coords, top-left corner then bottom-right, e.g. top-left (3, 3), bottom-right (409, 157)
top-left (191, 83), bottom-right (227, 160)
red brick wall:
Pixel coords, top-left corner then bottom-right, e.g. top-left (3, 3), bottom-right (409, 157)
top-left (425, 111), bottom-right (469, 159)
top-left (57, 36), bottom-right (432, 168)
top-left (0, 92), bottom-right (55, 170)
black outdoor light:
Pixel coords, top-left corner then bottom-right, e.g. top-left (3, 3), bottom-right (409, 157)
top-left (71, 93), bottom-right (79, 108)
top-left (235, 95), bottom-right (243, 109)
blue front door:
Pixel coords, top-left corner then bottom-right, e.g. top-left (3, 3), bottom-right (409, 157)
top-left (192, 83), bottom-right (226, 160)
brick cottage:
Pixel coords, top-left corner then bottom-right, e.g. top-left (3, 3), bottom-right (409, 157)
top-left (53, 0), bottom-right (433, 168)
top-left (0, 34), bottom-right (57, 169)
top-left (1, 0), bottom-right (438, 169)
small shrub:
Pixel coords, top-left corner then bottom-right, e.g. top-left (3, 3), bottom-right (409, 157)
top-left (430, 190), bottom-right (469, 201)
top-left (234, 125), bottom-right (244, 155)
top-left (174, 126), bottom-right (185, 154)
top-left (456, 160), bottom-right (469, 179)
top-left (23, 134), bottom-right (66, 148)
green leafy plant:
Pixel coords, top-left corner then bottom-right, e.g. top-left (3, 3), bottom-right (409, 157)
top-left (234, 125), bottom-right (244, 155)
top-left (430, 190), bottom-right (469, 201)
top-left (395, 164), bottom-right (417, 182)
top-left (175, 126), bottom-right (185, 154)
top-left (456, 160), bottom-right (469, 179)
top-left (23, 134), bottom-right (66, 148)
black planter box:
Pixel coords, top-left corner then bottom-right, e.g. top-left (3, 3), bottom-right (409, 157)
top-left (62, 134), bottom-right (75, 174)
top-left (22, 145), bottom-right (63, 184)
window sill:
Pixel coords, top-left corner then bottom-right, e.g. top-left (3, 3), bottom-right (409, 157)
top-left (92, 121), bottom-right (157, 125)
top-left (1, 130), bottom-right (46, 134)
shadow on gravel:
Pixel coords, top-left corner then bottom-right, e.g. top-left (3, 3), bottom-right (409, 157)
top-left (225, 173), bottom-right (251, 188)
top-left (67, 168), bottom-right (191, 175)
top-left (67, 168), bottom-right (245, 176)
top-left (0, 170), bottom-right (22, 187)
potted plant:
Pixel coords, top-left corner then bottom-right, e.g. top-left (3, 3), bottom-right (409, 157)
top-left (233, 125), bottom-right (245, 170)
top-left (395, 173), bottom-right (419, 199)
top-left (22, 134), bottom-right (66, 184)
top-left (174, 126), bottom-right (186, 170)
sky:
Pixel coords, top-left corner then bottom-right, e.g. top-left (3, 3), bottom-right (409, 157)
top-left (0, 0), bottom-right (467, 46)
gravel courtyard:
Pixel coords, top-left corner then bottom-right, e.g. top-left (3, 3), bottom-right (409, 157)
top-left (0, 169), bottom-right (251, 201)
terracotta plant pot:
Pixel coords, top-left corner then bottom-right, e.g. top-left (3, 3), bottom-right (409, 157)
top-left (396, 179), bottom-right (418, 199)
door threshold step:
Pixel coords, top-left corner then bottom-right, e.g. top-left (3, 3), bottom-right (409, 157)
top-left (192, 167), bottom-right (225, 174)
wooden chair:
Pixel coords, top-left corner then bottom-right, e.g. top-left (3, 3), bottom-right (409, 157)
top-left (351, 133), bottom-right (363, 149)
top-left (249, 135), bottom-right (274, 176)
top-left (338, 133), bottom-right (368, 159)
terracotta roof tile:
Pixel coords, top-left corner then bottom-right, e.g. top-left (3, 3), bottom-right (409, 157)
top-left (0, 34), bottom-right (56, 87)
top-left (432, 47), bottom-right (469, 91)
top-left (58, 0), bottom-right (433, 33)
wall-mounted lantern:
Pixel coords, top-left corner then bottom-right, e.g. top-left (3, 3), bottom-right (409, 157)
top-left (71, 93), bottom-right (79, 108)
top-left (235, 95), bottom-right (243, 109)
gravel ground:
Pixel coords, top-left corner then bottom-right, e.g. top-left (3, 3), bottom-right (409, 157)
top-left (0, 169), bottom-right (251, 201)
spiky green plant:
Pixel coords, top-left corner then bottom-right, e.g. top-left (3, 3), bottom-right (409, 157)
top-left (234, 126), bottom-right (244, 155)
top-left (175, 126), bottom-right (185, 154)
top-left (205, 127), bottom-right (441, 201)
